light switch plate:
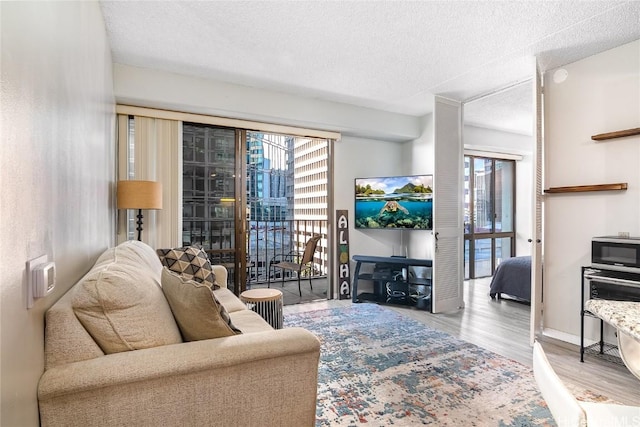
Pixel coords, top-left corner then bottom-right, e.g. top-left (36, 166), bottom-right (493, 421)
top-left (27, 254), bottom-right (47, 309)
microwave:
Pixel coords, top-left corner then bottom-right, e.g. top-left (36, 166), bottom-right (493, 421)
top-left (592, 236), bottom-right (640, 274)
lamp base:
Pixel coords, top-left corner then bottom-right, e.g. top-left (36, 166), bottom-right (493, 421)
top-left (136, 209), bottom-right (144, 241)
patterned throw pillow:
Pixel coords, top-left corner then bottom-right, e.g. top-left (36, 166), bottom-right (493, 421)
top-left (161, 268), bottom-right (241, 341)
top-left (157, 246), bottom-right (218, 289)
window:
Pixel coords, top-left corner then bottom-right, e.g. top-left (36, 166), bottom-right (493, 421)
top-left (464, 155), bottom-right (516, 279)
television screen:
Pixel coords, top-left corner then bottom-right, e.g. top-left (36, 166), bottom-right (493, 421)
top-left (354, 175), bottom-right (433, 230)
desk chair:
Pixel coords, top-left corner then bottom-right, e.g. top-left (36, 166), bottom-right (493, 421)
top-left (268, 235), bottom-right (321, 296)
top-left (532, 341), bottom-right (640, 426)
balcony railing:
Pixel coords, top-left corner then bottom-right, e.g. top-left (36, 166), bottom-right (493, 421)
top-left (183, 219), bottom-right (328, 288)
top-left (247, 219), bottom-right (328, 285)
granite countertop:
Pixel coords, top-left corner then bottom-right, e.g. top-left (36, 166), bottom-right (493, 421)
top-left (585, 299), bottom-right (640, 341)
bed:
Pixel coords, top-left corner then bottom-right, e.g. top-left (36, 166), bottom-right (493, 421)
top-left (489, 256), bottom-right (531, 302)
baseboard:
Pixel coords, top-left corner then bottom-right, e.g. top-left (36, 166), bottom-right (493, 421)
top-left (542, 328), bottom-right (590, 347)
top-left (542, 327), bottom-right (617, 347)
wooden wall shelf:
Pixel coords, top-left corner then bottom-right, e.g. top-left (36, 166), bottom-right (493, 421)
top-left (592, 128), bottom-right (640, 141)
top-left (544, 183), bottom-right (628, 194)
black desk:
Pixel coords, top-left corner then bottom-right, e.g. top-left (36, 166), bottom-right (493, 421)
top-left (352, 255), bottom-right (433, 311)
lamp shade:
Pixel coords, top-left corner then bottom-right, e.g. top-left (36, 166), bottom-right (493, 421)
top-left (117, 180), bottom-right (163, 210)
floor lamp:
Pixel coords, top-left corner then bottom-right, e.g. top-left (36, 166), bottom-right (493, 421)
top-left (117, 180), bottom-right (163, 241)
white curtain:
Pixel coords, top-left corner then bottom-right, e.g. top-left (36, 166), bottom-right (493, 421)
top-left (117, 115), bottom-right (181, 249)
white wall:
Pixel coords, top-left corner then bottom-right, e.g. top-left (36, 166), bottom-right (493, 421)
top-left (333, 114), bottom-right (436, 277)
top-left (0, 2), bottom-right (115, 424)
top-left (114, 64), bottom-right (423, 143)
top-left (543, 40), bottom-right (640, 345)
top-left (464, 125), bottom-right (533, 256)
top-left (334, 135), bottom-right (410, 258)
top-left (406, 114), bottom-right (436, 261)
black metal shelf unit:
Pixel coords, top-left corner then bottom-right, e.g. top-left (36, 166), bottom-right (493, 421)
top-left (580, 266), bottom-right (640, 364)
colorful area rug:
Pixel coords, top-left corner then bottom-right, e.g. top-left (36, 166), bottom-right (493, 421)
top-left (284, 303), bottom-right (588, 426)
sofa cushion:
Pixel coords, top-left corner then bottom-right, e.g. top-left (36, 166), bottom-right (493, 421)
top-left (228, 309), bottom-right (274, 334)
top-left (96, 240), bottom-right (164, 278)
top-left (157, 246), bottom-right (218, 289)
top-left (213, 287), bottom-right (249, 313)
top-left (161, 268), bottom-right (242, 341)
top-left (72, 262), bottom-right (182, 354)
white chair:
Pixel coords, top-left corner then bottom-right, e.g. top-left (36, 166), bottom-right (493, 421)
top-left (618, 330), bottom-right (640, 382)
top-left (532, 341), bottom-right (640, 427)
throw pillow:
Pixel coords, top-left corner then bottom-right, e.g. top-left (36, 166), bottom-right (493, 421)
top-left (72, 263), bottom-right (183, 354)
top-left (161, 268), bottom-right (242, 341)
top-left (157, 246), bottom-right (218, 289)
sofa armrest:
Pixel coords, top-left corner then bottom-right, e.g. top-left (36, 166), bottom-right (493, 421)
top-left (212, 264), bottom-right (228, 287)
top-left (39, 328), bottom-right (320, 427)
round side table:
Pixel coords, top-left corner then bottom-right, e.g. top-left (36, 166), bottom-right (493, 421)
top-left (240, 289), bottom-right (283, 329)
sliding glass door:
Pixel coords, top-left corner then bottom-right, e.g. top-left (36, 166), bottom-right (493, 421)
top-left (181, 123), bottom-right (330, 296)
top-left (464, 156), bottom-right (516, 279)
top-left (182, 124), bottom-right (246, 294)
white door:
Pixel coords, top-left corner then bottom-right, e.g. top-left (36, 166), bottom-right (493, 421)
top-left (530, 61), bottom-right (544, 344)
top-left (432, 96), bottom-right (465, 313)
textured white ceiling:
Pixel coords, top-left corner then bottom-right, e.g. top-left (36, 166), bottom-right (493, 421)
top-left (464, 82), bottom-right (535, 135)
top-left (100, 1), bottom-right (640, 134)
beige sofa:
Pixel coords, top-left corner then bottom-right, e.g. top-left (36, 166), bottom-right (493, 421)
top-left (38, 240), bottom-right (321, 427)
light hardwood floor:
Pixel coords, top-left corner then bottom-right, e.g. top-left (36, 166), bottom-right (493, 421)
top-left (284, 277), bottom-right (640, 406)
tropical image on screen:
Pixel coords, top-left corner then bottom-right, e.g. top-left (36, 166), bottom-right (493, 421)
top-left (354, 175), bottom-right (433, 229)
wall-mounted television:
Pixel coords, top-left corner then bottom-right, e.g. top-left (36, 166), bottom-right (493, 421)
top-left (354, 174), bottom-right (433, 230)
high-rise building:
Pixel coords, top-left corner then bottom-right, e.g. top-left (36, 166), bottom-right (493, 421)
top-left (293, 138), bottom-right (328, 221)
top-left (246, 132), bottom-right (293, 222)
top-left (292, 137), bottom-right (328, 274)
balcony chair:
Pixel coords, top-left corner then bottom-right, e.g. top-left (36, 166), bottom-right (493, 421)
top-left (532, 341), bottom-right (640, 426)
top-left (268, 235), bottom-right (321, 296)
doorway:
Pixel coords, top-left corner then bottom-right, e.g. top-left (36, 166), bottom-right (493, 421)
top-left (461, 79), bottom-right (537, 336)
